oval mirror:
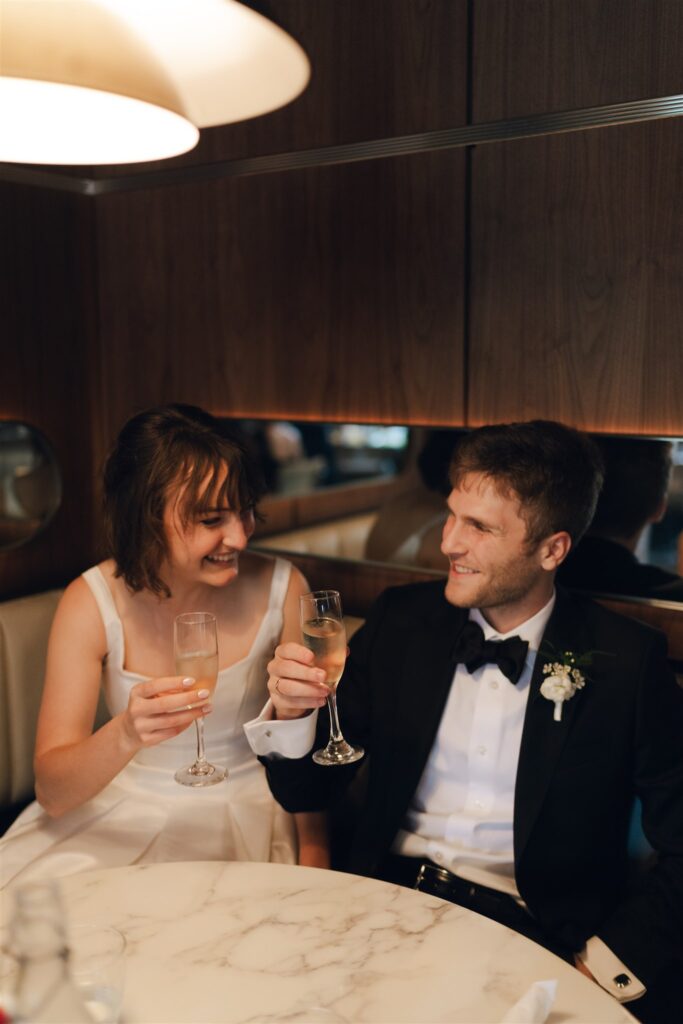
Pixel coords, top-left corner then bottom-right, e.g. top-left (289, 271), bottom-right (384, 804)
top-left (0, 422), bottom-right (62, 551)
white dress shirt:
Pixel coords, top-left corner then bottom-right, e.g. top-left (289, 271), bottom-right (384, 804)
top-left (243, 591), bottom-right (645, 1002)
top-left (393, 598), bottom-right (555, 896)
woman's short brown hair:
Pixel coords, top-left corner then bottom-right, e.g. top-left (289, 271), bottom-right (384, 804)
top-left (103, 404), bottom-right (264, 597)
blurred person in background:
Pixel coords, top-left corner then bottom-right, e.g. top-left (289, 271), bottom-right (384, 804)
top-left (559, 437), bottom-right (683, 600)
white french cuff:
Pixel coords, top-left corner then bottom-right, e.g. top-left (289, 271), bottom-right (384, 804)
top-left (577, 936), bottom-right (646, 1003)
top-left (243, 700), bottom-right (319, 759)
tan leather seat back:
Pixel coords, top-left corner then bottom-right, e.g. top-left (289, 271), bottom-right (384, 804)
top-left (0, 589), bottom-right (62, 805)
top-left (256, 512), bottom-right (378, 561)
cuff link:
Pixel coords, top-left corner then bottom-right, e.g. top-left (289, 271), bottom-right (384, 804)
top-left (613, 974), bottom-right (631, 990)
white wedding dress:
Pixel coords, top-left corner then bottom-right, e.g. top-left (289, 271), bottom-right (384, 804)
top-left (0, 558), bottom-right (297, 888)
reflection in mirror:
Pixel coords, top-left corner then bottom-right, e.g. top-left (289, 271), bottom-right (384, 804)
top-left (222, 419), bottom-right (411, 497)
top-left (560, 437), bottom-right (683, 602)
top-left (245, 420), bottom-right (683, 604)
top-left (0, 422), bottom-right (62, 551)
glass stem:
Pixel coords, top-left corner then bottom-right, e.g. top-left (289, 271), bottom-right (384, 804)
top-left (326, 692), bottom-right (344, 744)
top-left (194, 717), bottom-right (209, 771)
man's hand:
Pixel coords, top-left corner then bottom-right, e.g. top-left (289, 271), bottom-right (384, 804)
top-left (267, 642), bottom-right (330, 720)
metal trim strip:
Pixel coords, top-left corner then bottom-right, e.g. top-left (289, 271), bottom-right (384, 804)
top-left (2, 93), bottom-right (683, 195)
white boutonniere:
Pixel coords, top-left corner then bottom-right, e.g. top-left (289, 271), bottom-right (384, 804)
top-left (540, 654), bottom-right (585, 722)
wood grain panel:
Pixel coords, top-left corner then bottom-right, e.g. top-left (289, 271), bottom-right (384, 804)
top-left (93, 149), bottom-right (466, 460)
top-left (469, 119), bottom-right (683, 434)
top-left (473, 0), bottom-right (683, 122)
top-left (254, 475), bottom-right (406, 539)
top-left (94, 0), bottom-right (468, 179)
top-left (260, 549), bottom-right (444, 617)
top-left (0, 185), bottom-right (98, 599)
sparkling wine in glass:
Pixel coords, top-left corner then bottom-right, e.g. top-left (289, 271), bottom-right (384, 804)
top-left (174, 611), bottom-right (226, 786)
top-left (300, 590), bottom-right (364, 767)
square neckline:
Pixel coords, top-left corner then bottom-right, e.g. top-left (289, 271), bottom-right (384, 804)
top-left (85, 558), bottom-right (286, 680)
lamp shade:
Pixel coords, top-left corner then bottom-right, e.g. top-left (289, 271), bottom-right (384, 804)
top-left (0, 0), bottom-right (311, 165)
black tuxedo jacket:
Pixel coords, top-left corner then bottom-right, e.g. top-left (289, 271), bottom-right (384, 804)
top-left (263, 582), bottom-right (683, 988)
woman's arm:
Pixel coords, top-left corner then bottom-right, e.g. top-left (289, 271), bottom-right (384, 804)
top-left (34, 577), bottom-right (211, 817)
top-left (278, 564), bottom-right (332, 868)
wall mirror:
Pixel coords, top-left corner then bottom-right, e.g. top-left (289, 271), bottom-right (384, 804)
top-left (237, 418), bottom-right (683, 604)
top-left (223, 419), bottom-right (412, 496)
top-left (0, 422), bottom-right (62, 551)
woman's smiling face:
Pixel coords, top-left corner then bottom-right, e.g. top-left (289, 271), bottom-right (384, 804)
top-left (161, 463), bottom-right (255, 587)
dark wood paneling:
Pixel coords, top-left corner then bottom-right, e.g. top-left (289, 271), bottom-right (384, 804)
top-left (0, 185), bottom-right (98, 598)
top-left (254, 476), bottom-right (406, 539)
top-left (264, 549), bottom-right (444, 617)
top-left (94, 0), bottom-right (468, 179)
top-left (590, 593), bottom-right (683, 665)
top-left (94, 149), bottom-right (466, 458)
top-left (469, 119), bottom-right (683, 434)
top-left (473, 0), bottom-right (683, 122)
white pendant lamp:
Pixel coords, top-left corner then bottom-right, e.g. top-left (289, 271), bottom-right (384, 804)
top-left (0, 0), bottom-right (311, 165)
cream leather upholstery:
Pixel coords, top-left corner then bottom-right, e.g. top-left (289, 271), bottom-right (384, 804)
top-left (344, 616), bottom-right (364, 640)
top-left (0, 589), bottom-right (62, 806)
top-left (256, 511), bottom-right (378, 561)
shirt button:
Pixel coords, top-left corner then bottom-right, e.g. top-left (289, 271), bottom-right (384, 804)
top-left (265, 730), bottom-right (272, 738)
top-left (490, 680), bottom-right (499, 690)
top-left (477, 745), bottom-right (487, 756)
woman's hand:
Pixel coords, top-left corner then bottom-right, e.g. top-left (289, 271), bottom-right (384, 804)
top-left (267, 642), bottom-right (329, 720)
top-left (120, 676), bottom-right (212, 750)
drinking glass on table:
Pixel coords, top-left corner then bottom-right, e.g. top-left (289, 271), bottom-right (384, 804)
top-left (300, 590), bottom-right (364, 766)
top-left (173, 612), bottom-right (226, 786)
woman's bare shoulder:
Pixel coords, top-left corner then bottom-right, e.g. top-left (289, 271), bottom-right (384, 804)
top-left (51, 569), bottom-right (107, 653)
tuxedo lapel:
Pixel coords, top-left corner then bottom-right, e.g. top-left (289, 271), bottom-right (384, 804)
top-left (514, 589), bottom-right (593, 862)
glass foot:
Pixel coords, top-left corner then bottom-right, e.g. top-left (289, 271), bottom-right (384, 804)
top-left (174, 761), bottom-right (227, 787)
top-left (312, 740), bottom-right (364, 767)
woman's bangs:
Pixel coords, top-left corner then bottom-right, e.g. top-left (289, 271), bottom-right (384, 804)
top-left (177, 445), bottom-right (255, 521)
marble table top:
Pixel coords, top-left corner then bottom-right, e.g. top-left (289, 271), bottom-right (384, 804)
top-left (2, 861), bottom-right (636, 1023)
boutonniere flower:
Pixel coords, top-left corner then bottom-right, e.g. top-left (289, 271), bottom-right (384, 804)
top-left (540, 654), bottom-right (586, 722)
top-left (538, 642), bottom-right (608, 722)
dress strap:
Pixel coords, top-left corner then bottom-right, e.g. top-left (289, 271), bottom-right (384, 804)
top-left (81, 569), bottom-right (120, 630)
top-left (268, 557), bottom-right (292, 611)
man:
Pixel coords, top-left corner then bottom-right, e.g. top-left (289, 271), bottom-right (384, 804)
top-left (558, 436), bottom-right (683, 600)
top-left (245, 421), bottom-right (683, 1024)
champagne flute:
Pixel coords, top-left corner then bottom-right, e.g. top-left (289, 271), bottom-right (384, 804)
top-left (174, 611), bottom-right (226, 786)
top-left (300, 590), bottom-right (364, 767)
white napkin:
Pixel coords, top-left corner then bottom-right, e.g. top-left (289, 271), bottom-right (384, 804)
top-left (500, 979), bottom-right (558, 1023)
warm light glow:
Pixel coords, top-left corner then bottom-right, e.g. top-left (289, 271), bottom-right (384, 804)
top-left (0, 78), bottom-right (199, 165)
top-left (0, 0), bottom-right (310, 166)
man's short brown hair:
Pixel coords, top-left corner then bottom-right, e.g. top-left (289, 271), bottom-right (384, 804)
top-left (449, 420), bottom-right (604, 547)
top-left (103, 404), bottom-right (264, 597)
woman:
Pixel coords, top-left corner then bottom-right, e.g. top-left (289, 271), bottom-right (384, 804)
top-left (1, 404), bottom-right (328, 886)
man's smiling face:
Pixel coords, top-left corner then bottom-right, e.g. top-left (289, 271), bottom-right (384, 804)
top-left (441, 472), bottom-right (557, 629)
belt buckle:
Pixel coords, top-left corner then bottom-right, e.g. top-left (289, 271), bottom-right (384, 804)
top-left (414, 861), bottom-right (453, 893)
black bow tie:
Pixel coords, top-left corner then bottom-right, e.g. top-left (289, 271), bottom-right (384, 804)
top-left (451, 620), bottom-right (529, 685)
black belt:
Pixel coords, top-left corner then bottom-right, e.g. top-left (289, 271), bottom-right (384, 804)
top-left (378, 854), bottom-right (574, 964)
